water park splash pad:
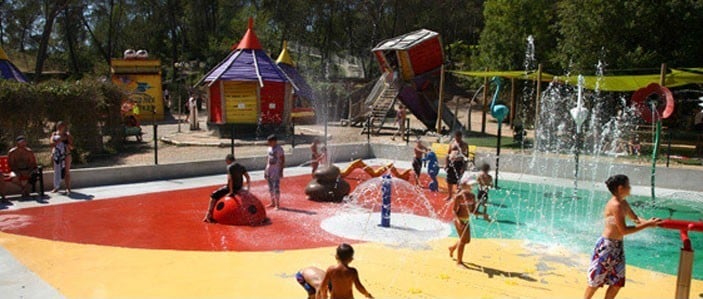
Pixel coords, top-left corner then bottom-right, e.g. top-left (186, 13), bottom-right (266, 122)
top-left (0, 160), bottom-right (702, 298)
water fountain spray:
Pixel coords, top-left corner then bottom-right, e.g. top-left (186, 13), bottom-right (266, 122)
top-left (489, 77), bottom-right (509, 188)
top-left (569, 75), bottom-right (589, 199)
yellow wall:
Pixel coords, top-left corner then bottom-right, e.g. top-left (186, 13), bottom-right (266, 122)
top-left (223, 81), bottom-right (258, 124)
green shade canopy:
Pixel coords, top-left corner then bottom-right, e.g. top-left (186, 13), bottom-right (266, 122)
top-left (451, 68), bottom-right (703, 92)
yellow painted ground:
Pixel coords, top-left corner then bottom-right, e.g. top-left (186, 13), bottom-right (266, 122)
top-left (1, 231), bottom-right (701, 298)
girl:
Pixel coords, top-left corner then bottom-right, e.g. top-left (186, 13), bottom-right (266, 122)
top-left (50, 121), bottom-right (73, 194)
top-left (448, 177), bottom-right (476, 267)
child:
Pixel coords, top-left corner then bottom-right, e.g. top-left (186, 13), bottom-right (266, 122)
top-left (265, 135), bottom-right (285, 209)
top-left (295, 266), bottom-right (327, 299)
top-left (476, 163), bottom-right (493, 221)
top-left (448, 177), bottom-right (477, 267)
top-left (412, 139), bottom-right (428, 185)
top-left (311, 138), bottom-right (321, 175)
top-left (391, 104), bottom-right (406, 141)
top-left (318, 243), bottom-right (373, 299)
top-left (584, 174), bottom-right (661, 299)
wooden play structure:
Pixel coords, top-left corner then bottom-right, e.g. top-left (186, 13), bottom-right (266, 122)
top-left (341, 159), bottom-right (414, 181)
top-left (348, 29), bottom-right (461, 133)
top-left (276, 41), bottom-right (316, 124)
top-left (198, 18), bottom-right (293, 135)
top-left (111, 50), bottom-right (165, 121)
top-left (0, 47), bottom-right (28, 82)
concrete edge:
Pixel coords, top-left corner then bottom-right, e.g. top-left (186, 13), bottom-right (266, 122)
top-left (4, 142), bottom-right (703, 193)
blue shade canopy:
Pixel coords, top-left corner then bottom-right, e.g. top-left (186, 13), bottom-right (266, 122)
top-left (0, 47), bottom-right (28, 83)
top-left (202, 49), bottom-right (288, 84)
top-left (278, 63), bottom-right (314, 100)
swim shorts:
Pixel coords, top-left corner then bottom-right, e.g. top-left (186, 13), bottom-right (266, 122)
top-left (412, 157), bottom-right (422, 176)
top-left (446, 160), bottom-right (465, 184)
top-left (296, 271), bottom-right (316, 295)
top-left (587, 237), bottom-right (626, 287)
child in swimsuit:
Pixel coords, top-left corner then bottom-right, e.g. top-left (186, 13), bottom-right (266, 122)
top-left (448, 177), bottom-right (476, 267)
top-left (476, 163), bottom-right (493, 221)
top-left (584, 174), bottom-right (661, 299)
top-left (295, 266), bottom-right (329, 299)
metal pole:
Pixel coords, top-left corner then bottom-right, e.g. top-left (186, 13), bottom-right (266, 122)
top-left (324, 101), bottom-right (328, 149)
top-left (675, 246), bottom-right (694, 299)
top-left (435, 64), bottom-right (446, 132)
top-left (291, 121), bottom-right (296, 148)
top-left (366, 117), bottom-right (371, 145)
top-left (509, 78), bottom-right (516, 125)
top-left (574, 133), bottom-right (580, 199)
top-left (494, 124), bottom-right (502, 188)
top-left (481, 70), bottom-right (488, 134)
top-left (405, 118), bottom-right (410, 145)
top-left (666, 128), bottom-right (673, 167)
top-left (230, 124), bottom-right (235, 156)
top-left (153, 109), bottom-right (158, 165)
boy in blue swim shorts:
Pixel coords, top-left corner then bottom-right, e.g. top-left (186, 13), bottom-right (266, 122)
top-left (295, 266), bottom-right (329, 299)
top-left (584, 174), bottom-right (661, 299)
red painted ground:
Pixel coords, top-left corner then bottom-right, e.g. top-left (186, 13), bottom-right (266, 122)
top-left (0, 170), bottom-right (453, 251)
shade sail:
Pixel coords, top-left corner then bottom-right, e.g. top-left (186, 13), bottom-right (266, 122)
top-left (451, 69), bottom-right (703, 91)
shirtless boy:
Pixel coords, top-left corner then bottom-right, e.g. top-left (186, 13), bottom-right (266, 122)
top-left (296, 266), bottom-right (327, 299)
top-left (412, 139), bottom-right (428, 185)
top-left (584, 174), bottom-right (661, 299)
top-left (318, 243), bottom-right (373, 299)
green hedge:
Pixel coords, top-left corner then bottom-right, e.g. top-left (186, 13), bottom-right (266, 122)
top-left (0, 79), bottom-right (126, 163)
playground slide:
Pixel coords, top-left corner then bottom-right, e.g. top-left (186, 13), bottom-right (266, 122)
top-left (397, 76), bottom-right (462, 132)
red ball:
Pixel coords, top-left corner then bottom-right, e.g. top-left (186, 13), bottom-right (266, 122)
top-left (212, 191), bottom-right (267, 226)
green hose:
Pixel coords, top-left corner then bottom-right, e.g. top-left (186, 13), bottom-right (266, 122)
top-left (651, 120), bottom-right (661, 201)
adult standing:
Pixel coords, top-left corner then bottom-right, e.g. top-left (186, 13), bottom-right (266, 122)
top-left (50, 121), bottom-right (73, 194)
top-left (265, 135), bottom-right (285, 209)
top-left (445, 131), bottom-right (468, 201)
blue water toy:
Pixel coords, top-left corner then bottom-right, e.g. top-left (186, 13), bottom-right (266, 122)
top-left (424, 151), bottom-right (440, 192)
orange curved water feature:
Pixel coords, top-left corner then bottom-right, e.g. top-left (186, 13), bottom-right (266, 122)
top-left (341, 159), bottom-right (414, 181)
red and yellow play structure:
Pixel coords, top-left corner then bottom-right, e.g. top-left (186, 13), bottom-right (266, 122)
top-left (341, 159), bottom-right (414, 181)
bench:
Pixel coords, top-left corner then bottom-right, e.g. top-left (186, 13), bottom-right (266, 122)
top-left (430, 143), bottom-right (476, 169)
top-left (124, 125), bottom-right (144, 142)
top-left (0, 155), bottom-right (44, 198)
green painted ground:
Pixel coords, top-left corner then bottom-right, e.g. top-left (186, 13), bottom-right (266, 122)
top-left (451, 180), bottom-right (703, 279)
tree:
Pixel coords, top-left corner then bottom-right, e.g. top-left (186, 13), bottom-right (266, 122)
top-left (475, 0), bottom-right (557, 71)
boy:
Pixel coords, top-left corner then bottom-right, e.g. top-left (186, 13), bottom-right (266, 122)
top-left (296, 266), bottom-right (327, 299)
top-left (584, 174), bottom-right (661, 299)
top-left (265, 134), bottom-right (285, 209)
top-left (203, 154), bottom-right (250, 222)
top-left (318, 243), bottom-right (373, 299)
top-left (476, 163), bottom-right (493, 221)
top-left (445, 131), bottom-right (468, 201)
top-left (412, 139), bottom-right (428, 185)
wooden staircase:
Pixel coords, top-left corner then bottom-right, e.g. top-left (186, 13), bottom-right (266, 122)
top-left (357, 72), bottom-right (401, 135)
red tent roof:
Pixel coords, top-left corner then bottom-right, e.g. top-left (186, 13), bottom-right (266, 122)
top-left (234, 17), bottom-right (262, 50)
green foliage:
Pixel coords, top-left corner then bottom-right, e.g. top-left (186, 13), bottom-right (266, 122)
top-left (475, 0), bottom-right (558, 70)
top-left (0, 79), bottom-right (126, 163)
